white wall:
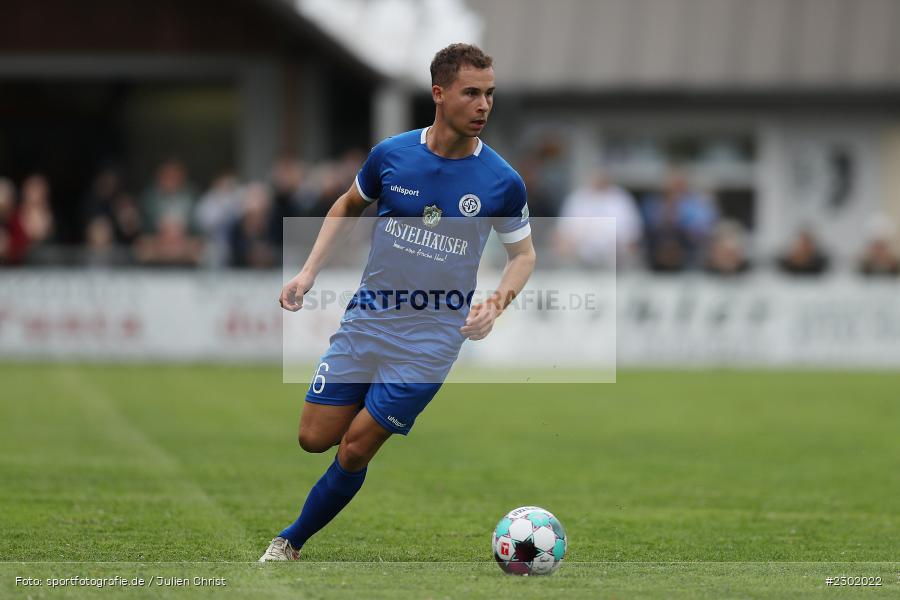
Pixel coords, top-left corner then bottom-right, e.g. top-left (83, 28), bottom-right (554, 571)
top-left (2, 270), bottom-right (899, 371)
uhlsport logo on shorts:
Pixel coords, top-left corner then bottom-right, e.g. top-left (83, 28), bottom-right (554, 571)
top-left (422, 204), bottom-right (442, 228)
top-left (387, 415), bottom-right (407, 428)
top-left (458, 193), bottom-right (481, 216)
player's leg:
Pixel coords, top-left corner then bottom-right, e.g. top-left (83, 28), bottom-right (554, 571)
top-left (284, 377), bottom-right (445, 550)
top-left (336, 406), bottom-right (393, 471)
top-left (260, 331), bottom-right (373, 561)
top-left (297, 401), bottom-right (362, 453)
top-left (272, 408), bottom-right (390, 558)
top-left (261, 395), bottom-right (366, 562)
top-left (297, 329), bottom-right (373, 452)
top-left (261, 338), bottom-right (448, 561)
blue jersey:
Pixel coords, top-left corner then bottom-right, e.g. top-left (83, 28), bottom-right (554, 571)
top-left (345, 127), bottom-right (531, 359)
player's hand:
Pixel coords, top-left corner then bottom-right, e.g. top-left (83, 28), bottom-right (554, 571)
top-left (460, 299), bottom-right (501, 341)
top-left (279, 271), bottom-right (314, 312)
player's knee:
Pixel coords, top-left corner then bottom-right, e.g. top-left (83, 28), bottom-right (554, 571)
top-left (338, 438), bottom-right (372, 470)
top-left (297, 431), bottom-right (334, 454)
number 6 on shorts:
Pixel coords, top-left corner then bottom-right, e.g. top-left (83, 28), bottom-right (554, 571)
top-left (311, 361), bottom-right (329, 394)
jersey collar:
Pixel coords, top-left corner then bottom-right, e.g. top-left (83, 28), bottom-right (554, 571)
top-left (421, 127), bottom-right (483, 157)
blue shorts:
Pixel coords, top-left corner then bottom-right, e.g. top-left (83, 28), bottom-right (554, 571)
top-left (305, 326), bottom-right (455, 435)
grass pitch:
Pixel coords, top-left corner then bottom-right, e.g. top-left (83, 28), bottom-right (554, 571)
top-left (1, 364), bottom-right (898, 598)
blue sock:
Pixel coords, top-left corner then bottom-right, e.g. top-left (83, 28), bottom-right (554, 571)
top-left (279, 457), bottom-right (367, 549)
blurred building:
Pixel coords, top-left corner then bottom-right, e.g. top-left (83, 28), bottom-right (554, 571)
top-left (0, 0), bottom-right (384, 242)
top-left (463, 0), bottom-right (900, 264)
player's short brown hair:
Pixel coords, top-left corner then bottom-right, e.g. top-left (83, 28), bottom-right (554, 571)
top-left (430, 43), bottom-right (493, 87)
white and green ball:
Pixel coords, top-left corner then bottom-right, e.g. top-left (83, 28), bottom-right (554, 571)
top-left (492, 506), bottom-right (567, 575)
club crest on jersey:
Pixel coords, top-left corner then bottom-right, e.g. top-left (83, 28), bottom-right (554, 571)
top-left (422, 204), bottom-right (442, 228)
top-left (458, 193), bottom-right (481, 217)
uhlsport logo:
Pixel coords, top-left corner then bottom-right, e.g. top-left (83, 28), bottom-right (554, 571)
top-left (422, 204), bottom-right (442, 228)
top-left (390, 184), bottom-right (419, 197)
top-left (458, 193), bottom-right (481, 216)
top-left (387, 415), bottom-right (407, 428)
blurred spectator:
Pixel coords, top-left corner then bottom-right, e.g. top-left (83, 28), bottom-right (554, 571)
top-left (331, 149), bottom-right (367, 201)
top-left (313, 162), bottom-right (352, 216)
top-left (641, 171), bottom-right (718, 272)
top-left (777, 229), bottom-right (829, 276)
top-left (83, 215), bottom-right (127, 267)
top-left (269, 156), bottom-right (319, 242)
top-left (83, 167), bottom-right (143, 245)
top-left (135, 214), bottom-right (203, 267)
top-left (0, 178), bottom-right (28, 265)
top-left (270, 156), bottom-right (327, 252)
top-left (553, 170), bottom-right (642, 268)
top-left (108, 193), bottom-right (144, 246)
top-left (195, 172), bottom-right (241, 268)
top-left (19, 174), bottom-right (57, 263)
top-left (521, 134), bottom-right (568, 218)
top-left (858, 218), bottom-right (899, 277)
top-left (83, 166), bottom-right (124, 221)
top-left (859, 238), bottom-right (900, 276)
top-left (142, 159), bottom-right (197, 233)
top-left (705, 220), bottom-right (751, 276)
top-left (229, 183), bottom-right (277, 268)
top-left (518, 135), bottom-right (569, 245)
top-left (271, 157), bottom-right (306, 214)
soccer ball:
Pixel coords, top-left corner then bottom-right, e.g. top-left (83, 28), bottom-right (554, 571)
top-left (492, 506), bottom-right (567, 575)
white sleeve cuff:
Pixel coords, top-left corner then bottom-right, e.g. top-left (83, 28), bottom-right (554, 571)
top-left (355, 175), bottom-right (377, 203)
top-left (497, 223), bottom-right (532, 244)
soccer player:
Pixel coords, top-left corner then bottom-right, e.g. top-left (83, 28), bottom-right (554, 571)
top-left (260, 43), bottom-right (535, 561)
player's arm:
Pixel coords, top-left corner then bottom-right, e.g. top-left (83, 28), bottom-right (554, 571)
top-left (279, 183), bottom-right (370, 311)
top-left (461, 235), bottom-right (536, 340)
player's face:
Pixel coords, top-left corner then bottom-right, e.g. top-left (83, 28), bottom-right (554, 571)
top-left (438, 66), bottom-right (495, 137)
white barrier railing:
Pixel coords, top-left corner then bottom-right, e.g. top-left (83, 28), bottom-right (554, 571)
top-left (1, 269), bottom-right (898, 368)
